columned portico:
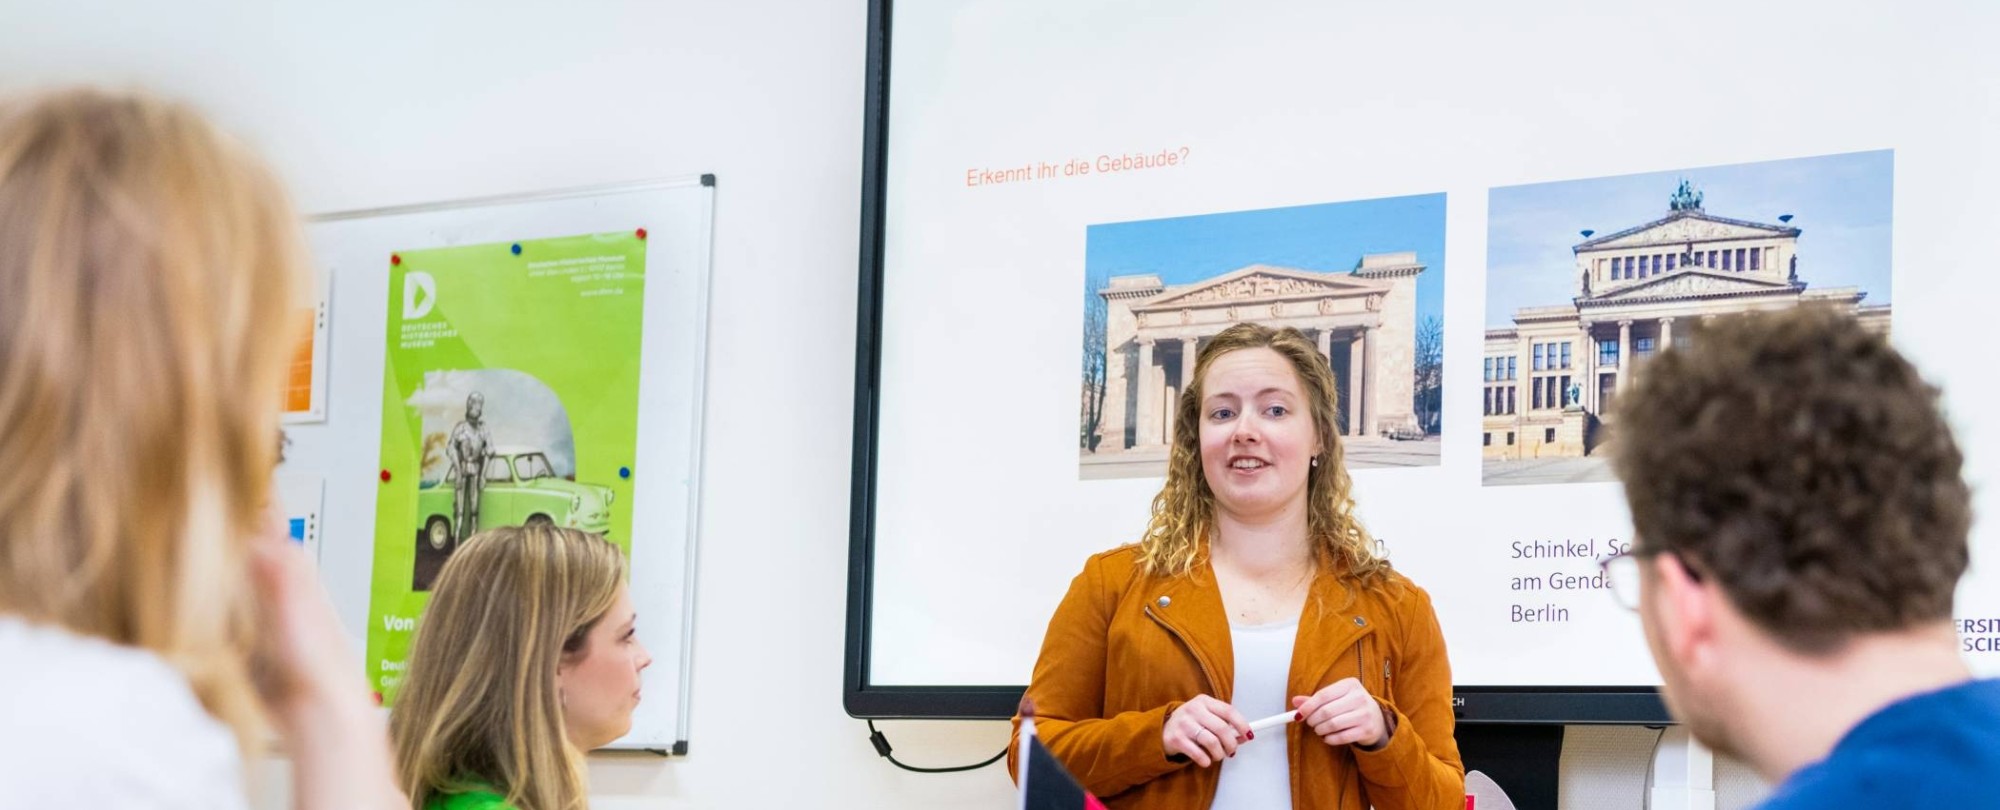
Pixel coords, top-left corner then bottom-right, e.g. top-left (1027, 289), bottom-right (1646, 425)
top-left (1580, 321), bottom-right (1598, 414)
top-left (1135, 339), bottom-right (1159, 447)
top-left (1170, 337), bottom-right (1197, 441)
top-left (1094, 258), bottom-right (1425, 453)
top-left (1481, 188), bottom-right (1891, 464)
top-left (1616, 320), bottom-right (1633, 393)
top-left (1358, 325), bottom-right (1377, 437)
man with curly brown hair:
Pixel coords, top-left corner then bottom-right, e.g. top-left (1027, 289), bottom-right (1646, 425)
top-left (1606, 305), bottom-right (1999, 809)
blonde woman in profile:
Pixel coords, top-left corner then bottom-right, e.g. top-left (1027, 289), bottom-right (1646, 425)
top-left (392, 525), bottom-right (653, 810)
top-left (1011, 322), bottom-right (1463, 809)
top-left (0, 90), bottom-right (405, 808)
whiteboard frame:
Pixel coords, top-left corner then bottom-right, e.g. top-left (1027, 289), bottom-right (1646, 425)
top-left (291, 176), bottom-right (716, 753)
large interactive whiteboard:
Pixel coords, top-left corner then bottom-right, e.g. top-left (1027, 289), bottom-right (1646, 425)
top-left (845, 0), bottom-right (2000, 722)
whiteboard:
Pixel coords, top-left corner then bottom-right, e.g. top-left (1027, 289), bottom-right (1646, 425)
top-left (280, 177), bottom-right (715, 752)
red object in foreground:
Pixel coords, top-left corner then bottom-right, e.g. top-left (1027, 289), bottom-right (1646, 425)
top-left (379, 470), bottom-right (391, 483)
top-left (636, 227), bottom-right (648, 240)
top-left (1019, 719), bottom-right (1106, 810)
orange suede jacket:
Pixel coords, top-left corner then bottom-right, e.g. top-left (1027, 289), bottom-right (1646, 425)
top-left (1010, 545), bottom-right (1464, 809)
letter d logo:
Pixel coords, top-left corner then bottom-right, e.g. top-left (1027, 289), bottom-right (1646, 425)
top-left (403, 271), bottom-right (436, 320)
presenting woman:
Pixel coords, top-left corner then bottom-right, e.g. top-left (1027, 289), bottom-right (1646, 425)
top-left (1012, 323), bottom-right (1463, 809)
top-left (391, 525), bottom-right (653, 810)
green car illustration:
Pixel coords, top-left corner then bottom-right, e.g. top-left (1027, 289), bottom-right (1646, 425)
top-left (411, 447), bottom-right (615, 589)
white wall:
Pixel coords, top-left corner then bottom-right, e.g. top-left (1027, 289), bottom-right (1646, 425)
top-left (0, 1), bottom-right (1764, 807)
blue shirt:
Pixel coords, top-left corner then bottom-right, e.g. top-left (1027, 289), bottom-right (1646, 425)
top-left (1759, 678), bottom-right (2000, 809)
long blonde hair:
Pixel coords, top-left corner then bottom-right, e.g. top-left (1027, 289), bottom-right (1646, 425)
top-left (1137, 323), bottom-right (1385, 582)
top-left (0, 89), bottom-right (306, 751)
top-left (391, 525), bottom-right (626, 810)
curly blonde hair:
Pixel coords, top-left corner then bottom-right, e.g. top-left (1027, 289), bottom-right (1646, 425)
top-left (1136, 323), bottom-right (1385, 582)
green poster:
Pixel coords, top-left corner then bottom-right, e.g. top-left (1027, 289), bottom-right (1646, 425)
top-left (366, 231), bottom-right (647, 703)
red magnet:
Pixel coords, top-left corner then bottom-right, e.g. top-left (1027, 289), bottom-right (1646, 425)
top-left (390, 254), bottom-right (402, 266)
top-left (380, 470), bottom-right (392, 483)
top-left (635, 227), bottom-right (648, 240)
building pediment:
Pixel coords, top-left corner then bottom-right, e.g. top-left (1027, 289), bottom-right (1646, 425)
top-left (1578, 211), bottom-right (1800, 251)
top-left (1135, 264), bottom-right (1388, 311)
top-left (1587, 269), bottom-right (1796, 303)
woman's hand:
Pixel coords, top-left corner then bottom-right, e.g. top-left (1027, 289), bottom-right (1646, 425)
top-left (249, 501), bottom-right (408, 810)
top-left (1292, 678), bottom-right (1390, 749)
top-left (1162, 695), bottom-right (1253, 767)
top-left (249, 503), bottom-right (366, 714)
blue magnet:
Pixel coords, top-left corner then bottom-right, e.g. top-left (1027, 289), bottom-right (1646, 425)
top-left (619, 466), bottom-right (631, 479)
top-left (510, 243), bottom-right (522, 256)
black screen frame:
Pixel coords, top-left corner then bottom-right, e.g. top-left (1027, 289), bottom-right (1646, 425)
top-left (842, 0), bottom-right (1672, 727)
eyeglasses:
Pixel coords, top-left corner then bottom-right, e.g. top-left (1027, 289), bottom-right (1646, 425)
top-left (1598, 553), bottom-right (1645, 611)
top-left (1598, 547), bottom-right (1702, 611)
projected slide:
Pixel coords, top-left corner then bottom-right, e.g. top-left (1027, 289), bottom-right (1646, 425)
top-left (1080, 194), bottom-right (1446, 480)
top-left (1480, 151), bottom-right (1894, 487)
top-left (860, 1), bottom-right (1999, 697)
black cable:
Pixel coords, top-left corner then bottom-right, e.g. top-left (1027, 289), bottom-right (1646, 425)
top-left (865, 720), bottom-right (1009, 773)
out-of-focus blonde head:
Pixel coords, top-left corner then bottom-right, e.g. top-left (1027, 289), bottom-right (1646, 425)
top-left (0, 88), bottom-right (307, 749)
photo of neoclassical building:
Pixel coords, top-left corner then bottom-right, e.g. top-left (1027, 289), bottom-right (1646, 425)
top-left (1481, 151), bottom-right (1893, 486)
top-left (1079, 195), bottom-right (1445, 480)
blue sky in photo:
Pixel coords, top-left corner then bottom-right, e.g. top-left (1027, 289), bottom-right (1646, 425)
top-left (1485, 150), bottom-right (1893, 326)
top-left (1084, 193), bottom-right (1447, 332)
